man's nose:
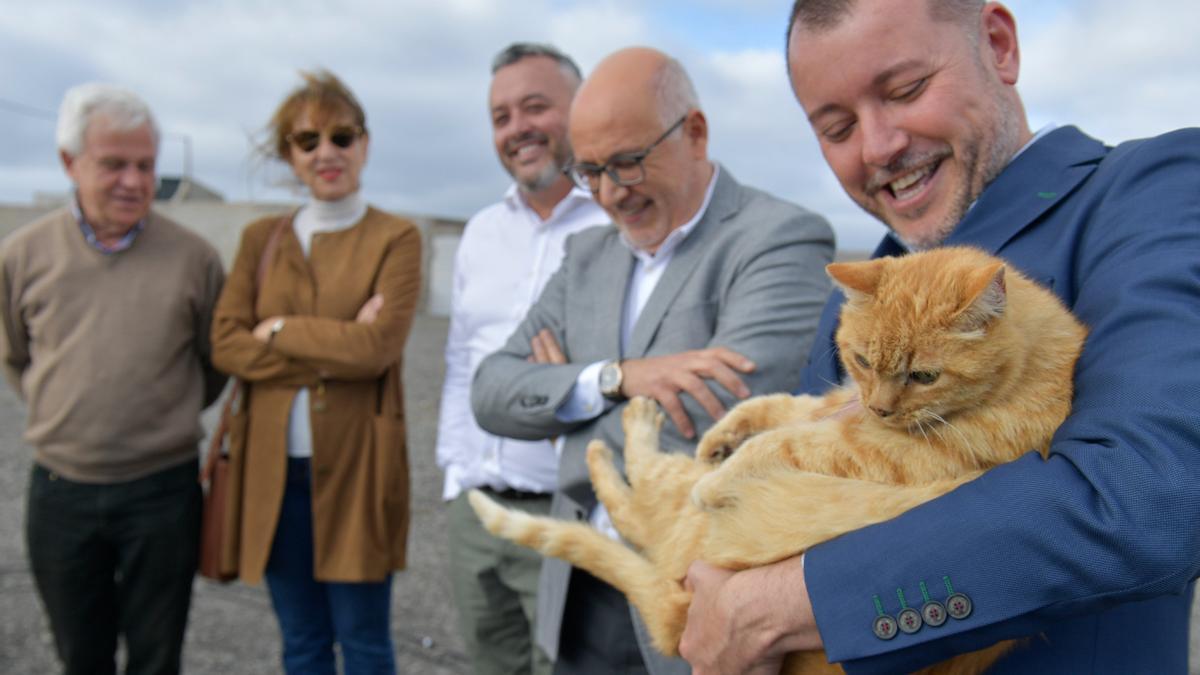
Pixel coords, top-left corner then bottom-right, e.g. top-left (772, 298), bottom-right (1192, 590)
top-left (596, 171), bottom-right (630, 207)
top-left (859, 108), bottom-right (908, 168)
top-left (117, 165), bottom-right (146, 188)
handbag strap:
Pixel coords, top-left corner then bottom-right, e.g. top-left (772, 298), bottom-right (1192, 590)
top-left (255, 214), bottom-right (291, 296)
top-left (201, 215), bottom-right (292, 482)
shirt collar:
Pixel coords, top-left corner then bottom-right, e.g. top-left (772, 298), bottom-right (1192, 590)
top-left (504, 182), bottom-right (597, 228)
top-left (71, 194), bottom-right (144, 254)
top-left (621, 162), bottom-right (720, 264)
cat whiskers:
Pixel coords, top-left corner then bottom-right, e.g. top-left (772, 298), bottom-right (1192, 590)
top-left (817, 396), bottom-right (865, 422)
top-left (911, 416), bottom-right (933, 448)
top-left (922, 410), bottom-right (983, 460)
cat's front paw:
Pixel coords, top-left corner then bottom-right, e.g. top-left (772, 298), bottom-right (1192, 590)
top-left (695, 432), bottom-right (741, 466)
top-left (696, 415), bottom-right (758, 465)
top-left (695, 399), bottom-right (770, 466)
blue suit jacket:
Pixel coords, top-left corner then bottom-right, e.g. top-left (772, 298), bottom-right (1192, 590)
top-left (801, 126), bottom-right (1200, 673)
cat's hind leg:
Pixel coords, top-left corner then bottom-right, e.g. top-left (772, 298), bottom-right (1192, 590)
top-left (587, 440), bottom-right (647, 548)
top-left (620, 396), bottom-right (667, 479)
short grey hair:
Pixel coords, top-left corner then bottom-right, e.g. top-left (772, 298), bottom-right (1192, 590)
top-left (56, 83), bottom-right (160, 156)
top-left (491, 42), bottom-right (583, 85)
top-left (652, 57), bottom-right (701, 127)
top-left (787, 0), bottom-right (985, 37)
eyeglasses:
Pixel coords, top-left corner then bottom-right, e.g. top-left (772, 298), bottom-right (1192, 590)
top-left (286, 125), bottom-right (363, 153)
top-left (568, 114), bottom-right (687, 192)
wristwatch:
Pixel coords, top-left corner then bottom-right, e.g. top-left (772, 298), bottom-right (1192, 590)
top-left (599, 360), bottom-right (625, 401)
top-left (268, 318), bottom-right (285, 342)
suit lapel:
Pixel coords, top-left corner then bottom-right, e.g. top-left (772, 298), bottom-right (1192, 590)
top-left (596, 237), bottom-right (636, 358)
top-left (802, 235), bottom-right (906, 393)
top-left (947, 126), bottom-right (1107, 253)
top-left (804, 128), bottom-right (1106, 394)
top-left (625, 167), bottom-right (739, 357)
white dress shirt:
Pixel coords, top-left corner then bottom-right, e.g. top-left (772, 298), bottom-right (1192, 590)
top-left (436, 184), bottom-right (610, 500)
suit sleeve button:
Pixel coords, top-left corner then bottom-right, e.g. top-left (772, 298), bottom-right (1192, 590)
top-left (946, 592), bottom-right (973, 620)
top-left (897, 607), bottom-right (922, 634)
top-left (922, 600), bottom-right (947, 627)
top-left (872, 614), bottom-right (898, 640)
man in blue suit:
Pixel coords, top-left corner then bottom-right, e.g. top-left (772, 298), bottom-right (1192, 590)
top-left (679, 0), bottom-right (1200, 673)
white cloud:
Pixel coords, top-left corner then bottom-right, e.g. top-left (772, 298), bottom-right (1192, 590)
top-left (2, 0), bottom-right (1196, 254)
top-left (1013, 0), bottom-right (1200, 141)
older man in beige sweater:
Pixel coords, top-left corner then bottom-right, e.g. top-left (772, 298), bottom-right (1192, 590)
top-left (0, 83), bottom-right (225, 675)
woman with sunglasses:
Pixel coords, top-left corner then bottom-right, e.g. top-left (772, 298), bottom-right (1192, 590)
top-left (211, 70), bottom-right (420, 674)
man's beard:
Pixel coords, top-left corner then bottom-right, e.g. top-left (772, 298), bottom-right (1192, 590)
top-left (517, 157), bottom-right (567, 193)
top-left (505, 130), bottom-right (570, 193)
top-left (872, 98), bottom-right (1022, 250)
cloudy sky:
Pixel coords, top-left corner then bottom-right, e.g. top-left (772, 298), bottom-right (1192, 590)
top-left (3, 0), bottom-right (1197, 251)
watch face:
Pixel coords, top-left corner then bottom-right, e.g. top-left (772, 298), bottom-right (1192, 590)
top-left (599, 362), bottom-right (621, 396)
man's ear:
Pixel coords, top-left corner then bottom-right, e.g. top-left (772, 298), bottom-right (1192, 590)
top-left (685, 109), bottom-right (708, 159)
top-left (60, 149), bottom-right (77, 178)
top-left (982, 2), bottom-right (1021, 86)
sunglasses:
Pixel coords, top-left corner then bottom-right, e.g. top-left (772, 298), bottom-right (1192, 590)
top-left (286, 125), bottom-right (363, 153)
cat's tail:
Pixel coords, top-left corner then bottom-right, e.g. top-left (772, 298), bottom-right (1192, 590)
top-left (467, 489), bottom-right (691, 656)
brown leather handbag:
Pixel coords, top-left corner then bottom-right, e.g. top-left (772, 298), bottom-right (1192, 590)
top-left (198, 216), bottom-right (290, 582)
top-left (198, 383), bottom-right (247, 581)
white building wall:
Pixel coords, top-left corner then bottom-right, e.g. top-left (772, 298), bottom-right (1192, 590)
top-left (0, 201), bottom-right (464, 317)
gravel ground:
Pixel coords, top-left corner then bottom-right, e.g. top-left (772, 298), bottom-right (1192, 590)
top-left (1, 312), bottom-right (1197, 673)
top-left (0, 313), bottom-right (467, 675)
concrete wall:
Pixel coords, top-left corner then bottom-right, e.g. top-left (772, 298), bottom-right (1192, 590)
top-left (2, 200), bottom-right (873, 319)
top-left (0, 200), bottom-right (465, 317)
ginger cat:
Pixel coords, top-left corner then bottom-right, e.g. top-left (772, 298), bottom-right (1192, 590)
top-left (470, 246), bottom-right (1087, 674)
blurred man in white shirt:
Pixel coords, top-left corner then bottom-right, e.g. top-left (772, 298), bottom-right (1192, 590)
top-left (436, 42), bottom-right (609, 675)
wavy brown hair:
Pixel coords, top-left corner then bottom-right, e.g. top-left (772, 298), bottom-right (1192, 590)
top-left (265, 69), bottom-right (367, 163)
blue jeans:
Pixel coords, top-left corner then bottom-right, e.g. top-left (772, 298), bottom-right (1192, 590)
top-left (25, 459), bottom-right (201, 675)
top-left (266, 458), bottom-right (396, 675)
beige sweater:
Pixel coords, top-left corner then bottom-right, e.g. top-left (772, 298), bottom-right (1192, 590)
top-left (0, 208), bottom-right (226, 483)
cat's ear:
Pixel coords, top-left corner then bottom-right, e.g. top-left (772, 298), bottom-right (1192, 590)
top-left (827, 259), bottom-right (887, 304)
top-left (953, 262), bottom-right (1007, 332)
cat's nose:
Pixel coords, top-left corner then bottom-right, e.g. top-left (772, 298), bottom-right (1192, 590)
top-left (869, 405), bottom-right (893, 418)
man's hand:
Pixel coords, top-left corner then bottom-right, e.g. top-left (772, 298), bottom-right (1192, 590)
top-left (680, 557), bottom-right (821, 675)
top-left (529, 328), bottom-right (567, 365)
top-left (620, 347), bottom-right (754, 438)
top-left (356, 293), bottom-right (384, 324)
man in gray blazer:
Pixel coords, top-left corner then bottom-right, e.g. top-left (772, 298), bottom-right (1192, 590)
top-left (471, 46), bottom-right (835, 674)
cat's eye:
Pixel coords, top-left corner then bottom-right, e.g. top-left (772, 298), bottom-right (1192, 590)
top-left (909, 371), bottom-right (940, 385)
top-left (854, 354), bottom-right (870, 369)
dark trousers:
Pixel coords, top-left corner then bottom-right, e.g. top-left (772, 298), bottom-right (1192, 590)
top-left (25, 459), bottom-right (201, 675)
top-left (553, 569), bottom-right (649, 675)
top-left (265, 457), bottom-right (396, 675)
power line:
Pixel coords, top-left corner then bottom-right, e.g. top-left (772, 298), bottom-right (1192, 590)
top-left (0, 98), bottom-right (55, 121)
top-left (2, 95), bottom-right (194, 182)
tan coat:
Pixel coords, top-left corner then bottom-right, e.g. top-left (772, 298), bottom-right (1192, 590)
top-left (211, 207), bottom-right (421, 583)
